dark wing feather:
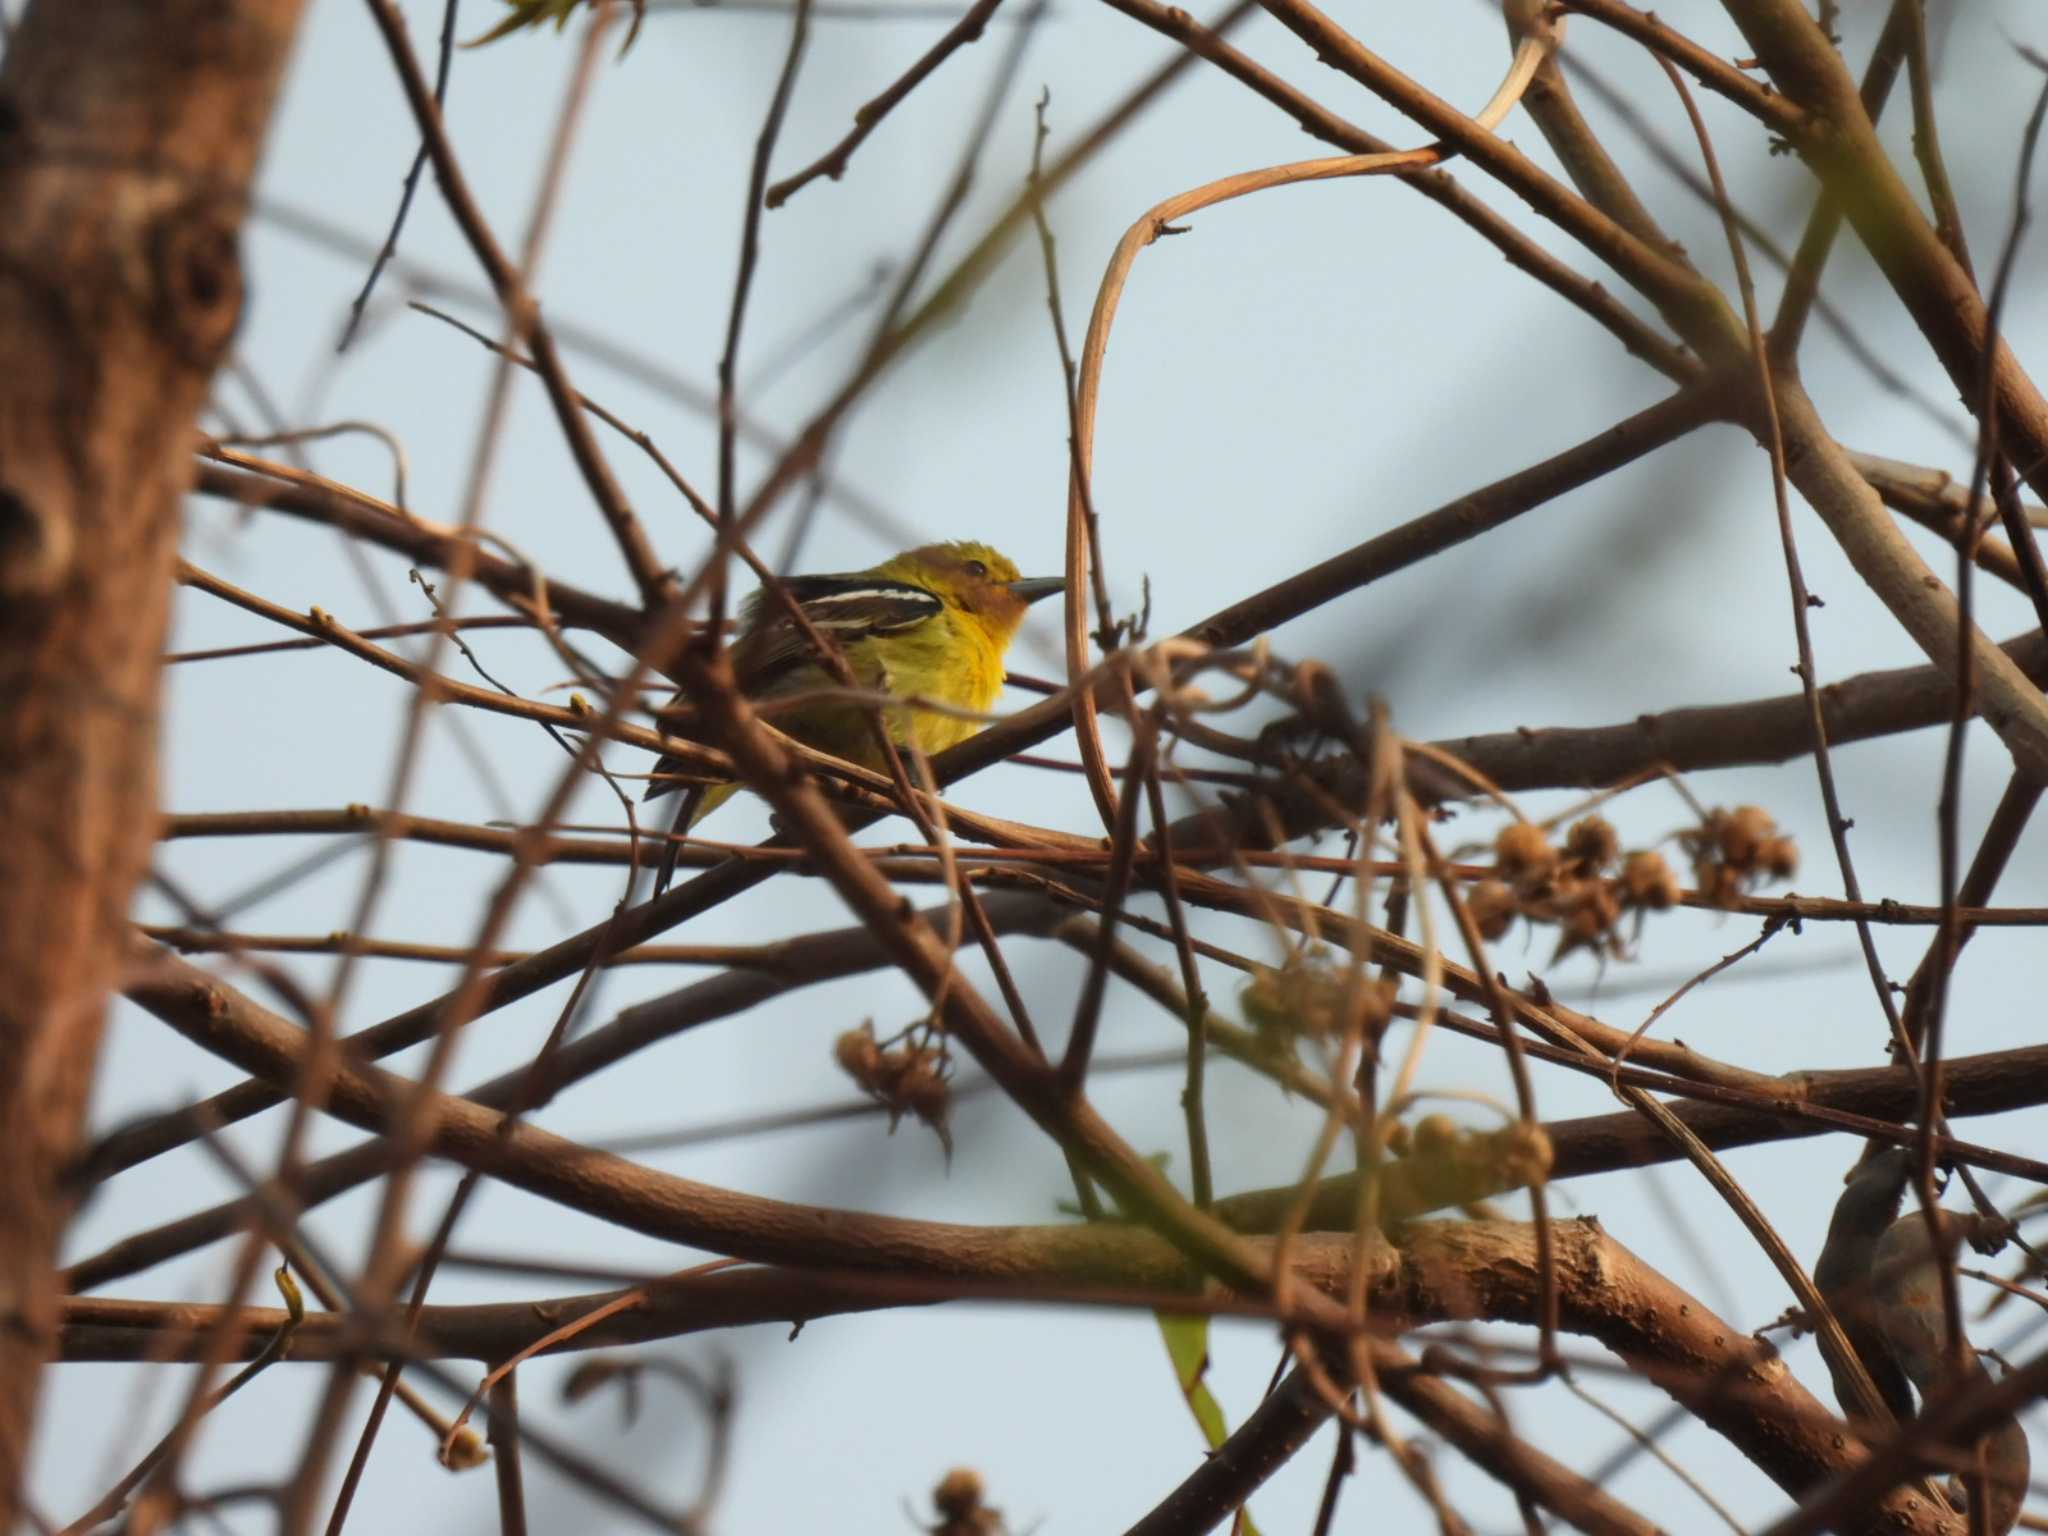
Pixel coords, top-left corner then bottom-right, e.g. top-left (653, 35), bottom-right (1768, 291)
top-left (1814, 1148), bottom-right (1919, 1424)
top-left (644, 576), bottom-right (941, 804)
top-left (730, 576), bottom-right (942, 695)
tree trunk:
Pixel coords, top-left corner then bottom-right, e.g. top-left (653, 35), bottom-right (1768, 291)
top-left (0, 1), bottom-right (307, 1520)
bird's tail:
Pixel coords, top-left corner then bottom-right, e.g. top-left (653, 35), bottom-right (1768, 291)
top-left (650, 780), bottom-right (739, 896)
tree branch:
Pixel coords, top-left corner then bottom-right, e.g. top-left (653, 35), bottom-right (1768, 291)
top-left (0, 0), bottom-right (308, 1515)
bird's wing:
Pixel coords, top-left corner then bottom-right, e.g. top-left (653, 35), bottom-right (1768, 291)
top-left (644, 576), bottom-right (943, 802)
top-left (1814, 1148), bottom-right (1919, 1424)
top-left (731, 575), bottom-right (942, 696)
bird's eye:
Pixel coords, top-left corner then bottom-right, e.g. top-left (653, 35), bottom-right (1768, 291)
top-left (964, 559), bottom-right (988, 579)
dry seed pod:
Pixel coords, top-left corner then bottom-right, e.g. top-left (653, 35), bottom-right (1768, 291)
top-left (1380, 1116), bottom-right (1553, 1226)
top-left (1709, 864), bottom-right (1745, 905)
top-left (1410, 1113), bottom-right (1462, 1160)
top-left (1618, 850), bottom-right (1680, 910)
top-left (929, 1466), bottom-right (1004, 1535)
top-left (1355, 974), bottom-right (1399, 1035)
top-left (1493, 821), bottom-right (1558, 888)
top-left (898, 1059), bottom-right (951, 1129)
top-left (835, 1025), bottom-right (882, 1080)
top-left (1241, 953), bottom-right (1347, 1041)
top-left (933, 1469), bottom-right (984, 1518)
top-left (1551, 878), bottom-right (1621, 959)
top-left (1493, 1119), bottom-right (1553, 1189)
top-left (1684, 804), bottom-right (1798, 906)
top-left (1467, 877), bottom-right (1519, 940)
top-left (1759, 835), bottom-right (1799, 881)
top-left (1718, 805), bottom-right (1775, 867)
top-left (835, 1024), bottom-right (953, 1146)
top-left (1563, 814), bottom-right (1619, 873)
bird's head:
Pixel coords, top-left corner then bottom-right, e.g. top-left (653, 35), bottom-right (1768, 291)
top-left (888, 541), bottom-right (1064, 641)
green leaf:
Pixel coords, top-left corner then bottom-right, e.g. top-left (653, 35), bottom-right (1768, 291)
top-left (467, 0), bottom-right (647, 53)
top-left (467, 0), bottom-right (583, 47)
top-left (1154, 1312), bottom-right (1263, 1536)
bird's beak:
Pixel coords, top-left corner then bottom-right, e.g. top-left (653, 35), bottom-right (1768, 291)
top-left (1007, 577), bottom-right (1065, 605)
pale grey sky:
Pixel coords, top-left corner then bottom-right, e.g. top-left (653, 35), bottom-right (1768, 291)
top-left (31, 1), bottom-right (2048, 1530)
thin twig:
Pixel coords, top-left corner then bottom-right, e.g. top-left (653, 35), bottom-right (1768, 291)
top-left (1655, 47), bottom-right (1911, 1065)
top-left (340, 0), bottom-right (462, 351)
top-left (359, 0), bottom-right (672, 606)
top-left (1915, 43), bottom-right (2048, 1441)
top-left (1060, 724), bottom-right (1154, 1093)
top-left (764, 0), bottom-right (1004, 205)
top-left (487, 1372), bottom-right (527, 1536)
top-left (711, 0), bottom-right (812, 638)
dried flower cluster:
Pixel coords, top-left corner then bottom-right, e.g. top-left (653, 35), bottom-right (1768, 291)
top-left (1468, 809), bottom-right (1795, 960)
top-left (1679, 804), bottom-right (1800, 904)
top-left (835, 1022), bottom-right (952, 1148)
top-left (1240, 951), bottom-right (1397, 1050)
top-left (927, 1467), bottom-right (1006, 1536)
top-left (1376, 1113), bottom-right (1555, 1226)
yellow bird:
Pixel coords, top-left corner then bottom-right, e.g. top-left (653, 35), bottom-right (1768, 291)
top-left (646, 541), bottom-right (1063, 892)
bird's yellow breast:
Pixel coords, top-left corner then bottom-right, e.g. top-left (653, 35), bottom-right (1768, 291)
top-left (872, 604), bottom-right (1007, 755)
top-left (759, 601), bottom-right (1010, 768)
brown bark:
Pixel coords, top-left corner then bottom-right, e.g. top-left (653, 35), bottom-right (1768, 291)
top-left (54, 1221), bottom-right (1962, 1534)
top-left (0, 0), bottom-right (306, 1519)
